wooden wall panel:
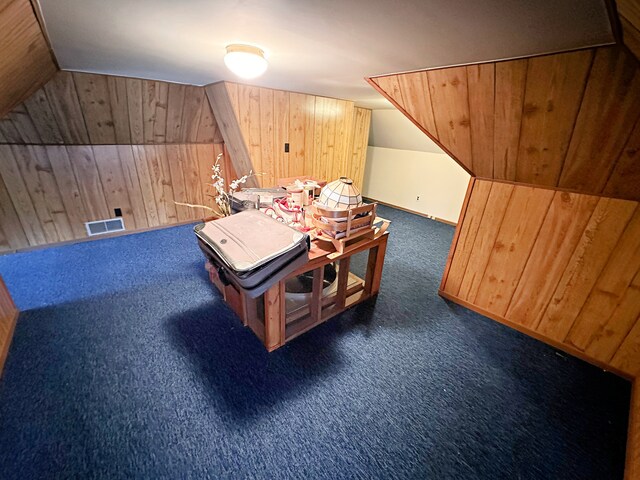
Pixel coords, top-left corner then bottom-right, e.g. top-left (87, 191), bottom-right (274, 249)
top-left (346, 107), bottom-right (371, 188)
top-left (369, 45), bottom-right (640, 202)
top-left (0, 0), bottom-right (57, 119)
top-left (1, 72), bottom-right (222, 145)
top-left (516, 50), bottom-right (592, 186)
top-left (427, 67), bottom-right (472, 170)
top-left (440, 179), bottom-right (640, 379)
top-left (618, 0), bottom-right (640, 61)
top-left (0, 275), bottom-right (18, 376)
top-left (493, 60), bottom-right (527, 181)
top-left (205, 82), bottom-right (371, 189)
top-left (0, 144), bottom-right (223, 253)
top-left (559, 48), bottom-right (640, 193)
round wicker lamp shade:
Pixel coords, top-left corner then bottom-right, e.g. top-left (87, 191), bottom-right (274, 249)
top-left (317, 177), bottom-right (363, 210)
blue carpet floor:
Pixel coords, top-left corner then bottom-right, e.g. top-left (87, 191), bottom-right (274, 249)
top-left (0, 205), bottom-right (631, 479)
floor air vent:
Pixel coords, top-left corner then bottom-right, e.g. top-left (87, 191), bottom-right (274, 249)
top-left (85, 218), bottom-right (125, 236)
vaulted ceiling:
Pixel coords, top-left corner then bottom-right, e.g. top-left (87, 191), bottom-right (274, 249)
top-left (38, 0), bottom-right (614, 108)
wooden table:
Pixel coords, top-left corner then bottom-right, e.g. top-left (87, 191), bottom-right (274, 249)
top-left (207, 230), bottom-right (389, 351)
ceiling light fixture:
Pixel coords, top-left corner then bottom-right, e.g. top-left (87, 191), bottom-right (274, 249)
top-left (224, 44), bottom-right (268, 79)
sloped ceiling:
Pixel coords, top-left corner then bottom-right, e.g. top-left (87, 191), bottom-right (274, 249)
top-left (37, 0), bottom-right (614, 108)
top-left (0, 0), bottom-right (57, 118)
top-left (369, 44), bottom-right (640, 201)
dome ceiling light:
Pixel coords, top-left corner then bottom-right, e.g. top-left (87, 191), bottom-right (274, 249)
top-left (224, 44), bottom-right (268, 79)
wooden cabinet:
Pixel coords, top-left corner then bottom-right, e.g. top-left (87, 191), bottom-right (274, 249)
top-left (207, 232), bottom-right (389, 351)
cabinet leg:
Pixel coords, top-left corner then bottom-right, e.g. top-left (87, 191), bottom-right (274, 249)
top-left (264, 282), bottom-right (284, 350)
top-left (336, 258), bottom-right (350, 309)
top-left (365, 235), bottom-right (388, 296)
top-left (311, 266), bottom-right (325, 324)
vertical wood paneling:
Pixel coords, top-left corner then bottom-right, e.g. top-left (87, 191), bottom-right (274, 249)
top-left (374, 76), bottom-right (404, 107)
top-left (348, 107), bottom-right (372, 188)
top-left (165, 84), bottom-right (187, 143)
top-left (566, 210), bottom-right (640, 351)
top-left (273, 90), bottom-right (289, 184)
top-left (196, 98), bottom-right (220, 144)
top-left (73, 73), bottom-right (117, 144)
top-left (0, 145), bottom-right (47, 245)
top-left (505, 191), bottom-right (599, 328)
top-left (8, 104), bottom-right (41, 143)
top-left (92, 146), bottom-right (136, 228)
top-left (66, 146), bottom-right (110, 221)
top-left (0, 0), bottom-right (57, 119)
top-left (180, 86), bottom-right (204, 143)
top-left (611, 320), bottom-right (640, 377)
top-left (516, 50), bottom-right (593, 186)
top-left (396, 72), bottom-right (438, 137)
top-left (466, 64), bottom-right (495, 178)
top-left (427, 67), bottom-right (472, 170)
top-left (21, 146), bottom-right (74, 242)
top-left (131, 145), bottom-right (160, 227)
top-left (444, 180), bottom-right (492, 295)
top-left (258, 88), bottom-right (274, 187)
top-left (1, 71), bottom-right (221, 146)
top-left (116, 145), bottom-right (148, 229)
top-left (126, 79), bottom-right (144, 144)
top-left (585, 268), bottom-right (640, 363)
top-left (457, 182), bottom-right (514, 302)
top-left (604, 119), bottom-right (640, 200)
top-left (144, 145), bottom-right (177, 225)
top-left (240, 85), bottom-right (263, 185)
top-left (44, 73), bottom-right (90, 144)
top-left (23, 89), bottom-right (64, 144)
top-left (0, 174), bottom-right (28, 249)
top-left (182, 145), bottom-right (206, 219)
top-left (206, 82), bottom-right (368, 188)
top-left (166, 144), bottom-right (190, 222)
top-left (46, 146), bottom-right (89, 238)
top-left (493, 60), bottom-right (527, 181)
top-left (371, 45), bottom-right (640, 202)
top-left (10, 145), bottom-right (61, 243)
top-left (441, 180), bottom-right (640, 377)
top-left (473, 186), bottom-right (554, 315)
top-left (142, 81), bottom-right (168, 144)
top-left (107, 77), bottom-right (131, 144)
top-left (559, 47), bottom-right (640, 193)
top-left (536, 198), bottom-right (637, 342)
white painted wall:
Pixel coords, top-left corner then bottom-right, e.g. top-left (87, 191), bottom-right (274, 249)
top-left (362, 146), bottom-right (470, 224)
top-left (362, 109), bottom-right (470, 224)
top-left (369, 109), bottom-right (444, 153)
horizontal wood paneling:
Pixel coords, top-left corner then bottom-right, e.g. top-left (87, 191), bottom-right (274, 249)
top-left (205, 82), bottom-right (371, 189)
top-left (441, 179), bottom-right (640, 378)
top-left (0, 143), bottom-right (223, 252)
top-left (369, 45), bottom-right (640, 202)
top-left (0, 0), bottom-right (57, 119)
top-left (1, 72), bottom-right (222, 145)
top-left (0, 275), bottom-right (18, 376)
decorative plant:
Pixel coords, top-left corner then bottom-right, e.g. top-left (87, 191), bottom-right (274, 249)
top-left (176, 152), bottom-right (259, 218)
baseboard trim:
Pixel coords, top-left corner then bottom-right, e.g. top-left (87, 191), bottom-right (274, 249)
top-left (438, 289), bottom-right (634, 380)
top-left (363, 197), bottom-right (457, 226)
top-left (0, 219), bottom-right (199, 256)
top-left (438, 288), bottom-right (639, 479)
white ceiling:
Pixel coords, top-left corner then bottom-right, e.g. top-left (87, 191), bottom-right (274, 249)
top-left (39, 0), bottom-right (613, 109)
